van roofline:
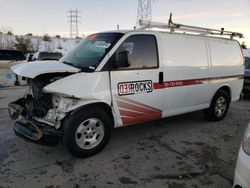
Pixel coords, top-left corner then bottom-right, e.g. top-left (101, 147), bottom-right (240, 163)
top-left (98, 30), bottom-right (240, 42)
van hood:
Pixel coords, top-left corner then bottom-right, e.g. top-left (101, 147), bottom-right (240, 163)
top-left (11, 61), bottom-right (80, 79)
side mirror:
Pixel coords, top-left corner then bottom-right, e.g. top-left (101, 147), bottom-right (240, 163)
top-left (114, 51), bottom-right (130, 68)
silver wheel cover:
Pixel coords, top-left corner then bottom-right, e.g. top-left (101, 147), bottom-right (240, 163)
top-left (215, 96), bottom-right (227, 117)
top-left (75, 118), bottom-right (105, 150)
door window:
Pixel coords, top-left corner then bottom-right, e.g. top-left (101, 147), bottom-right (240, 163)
top-left (114, 35), bottom-right (158, 70)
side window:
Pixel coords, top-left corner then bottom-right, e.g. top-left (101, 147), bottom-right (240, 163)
top-left (209, 40), bottom-right (241, 66)
top-left (115, 35), bottom-right (158, 69)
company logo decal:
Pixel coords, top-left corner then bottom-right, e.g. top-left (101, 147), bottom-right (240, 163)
top-left (118, 80), bottom-right (153, 96)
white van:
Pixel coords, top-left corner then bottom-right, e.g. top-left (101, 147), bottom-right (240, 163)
top-left (8, 19), bottom-right (244, 157)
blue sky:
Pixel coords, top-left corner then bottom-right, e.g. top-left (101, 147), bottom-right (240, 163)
top-left (0, 0), bottom-right (249, 45)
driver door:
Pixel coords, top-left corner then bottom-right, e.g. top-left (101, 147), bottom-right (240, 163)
top-left (110, 34), bottom-right (164, 126)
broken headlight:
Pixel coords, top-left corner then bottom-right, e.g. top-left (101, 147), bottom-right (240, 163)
top-left (242, 123), bottom-right (250, 156)
top-left (52, 95), bottom-right (79, 112)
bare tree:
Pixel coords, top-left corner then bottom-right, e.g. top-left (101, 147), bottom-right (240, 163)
top-left (26, 33), bottom-right (33, 37)
top-left (0, 28), bottom-right (15, 49)
top-left (6, 31), bottom-right (14, 35)
top-left (0, 28), bottom-right (6, 34)
top-left (57, 39), bottom-right (63, 50)
top-left (241, 42), bottom-right (247, 49)
top-left (15, 36), bottom-right (33, 53)
top-left (44, 40), bottom-right (55, 52)
top-left (43, 34), bottom-right (51, 42)
top-left (0, 35), bottom-right (4, 49)
top-left (42, 34), bottom-right (54, 52)
top-left (33, 37), bottom-right (42, 52)
top-left (5, 36), bottom-right (15, 49)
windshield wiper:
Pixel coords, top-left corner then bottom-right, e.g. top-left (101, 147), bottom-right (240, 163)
top-left (62, 61), bottom-right (95, 72)
top-left (62, 61), bottom-right (75, 67)
top-left (79, 66), bottom-right (95, 72)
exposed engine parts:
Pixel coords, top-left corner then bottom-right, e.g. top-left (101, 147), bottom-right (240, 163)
top-left (9, 73), bottom-right (72, 126)
top-left (25, 76), bottom-right (53, 118)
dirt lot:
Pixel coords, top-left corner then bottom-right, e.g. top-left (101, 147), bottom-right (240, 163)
top-left (0, 87), bottom-right (250, 188)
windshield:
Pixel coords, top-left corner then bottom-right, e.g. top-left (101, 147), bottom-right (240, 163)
top-left (245, 57), bottom-right (250, 69)
top-left (60, 33), bottom-right (124, 71)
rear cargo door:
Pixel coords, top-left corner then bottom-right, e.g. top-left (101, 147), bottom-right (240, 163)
top-left (110, 34), bottom-right (164, 126)
top-left (161, 35), bottom-right (210, 116)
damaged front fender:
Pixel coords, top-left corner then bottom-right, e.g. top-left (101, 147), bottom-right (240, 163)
top-left (43, 72), bottom-right (111, 102)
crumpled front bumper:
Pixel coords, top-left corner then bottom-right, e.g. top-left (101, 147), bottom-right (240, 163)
top-left (8, 100), bottom-right (63, 146)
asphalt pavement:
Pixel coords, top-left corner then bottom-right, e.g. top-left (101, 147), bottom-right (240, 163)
top-left (0, 86), bottom-right (250, 188)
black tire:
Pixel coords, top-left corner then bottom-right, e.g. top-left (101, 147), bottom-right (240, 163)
top-left (203, 90), bottom-right (230, 121)
top-left (63, 106), bottom-right (112, 158)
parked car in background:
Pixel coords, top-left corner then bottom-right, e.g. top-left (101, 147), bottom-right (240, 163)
top-left (25, 53), bottom-right (34, 62)
top-left (0, 49), bottom-right (26, 66)
top-left (0, 49), bottom-right (26, 87)
top-left (30, 52), bottom-right (63, 61)
top-left (242, 49), bottom-right (250, 95)
top-left (234, 123), bottom-right (250, 188)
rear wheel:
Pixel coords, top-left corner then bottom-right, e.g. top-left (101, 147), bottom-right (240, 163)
top-left (63, 106), bottom-right (112, 158)
top-left (203, 90), bottom-right (230, 121)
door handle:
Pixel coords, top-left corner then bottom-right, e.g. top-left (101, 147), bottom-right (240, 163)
top-left (159, 72), bottom-right (164, 84)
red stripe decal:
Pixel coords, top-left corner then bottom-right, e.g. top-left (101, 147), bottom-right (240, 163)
top-left (119, 109), bottom-right (145, 117)
top-left (117, 100), bottom-right (160, 115)
top-left (154, 75), bottom-right (243, 90)
top-left (116, 96), bottom-right (162, 126)
top-left (117, 97), bottom-right (161, 113)
top-left (87, 34), bottom-right (97, 41)
top-left (121, 113), bottom-right (161, 125)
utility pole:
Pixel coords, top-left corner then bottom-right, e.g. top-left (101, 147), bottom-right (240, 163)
top-left (136, 0), bottom-right (154, 27)
top-left (67, 9), bottom-right (81, 38)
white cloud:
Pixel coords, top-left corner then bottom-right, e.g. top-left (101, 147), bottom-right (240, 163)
top-left (154, 9), bottom-right (250, 22)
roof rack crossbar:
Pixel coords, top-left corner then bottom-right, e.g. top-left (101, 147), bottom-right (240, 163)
top-left (137, 13), bottom-right (243, 39)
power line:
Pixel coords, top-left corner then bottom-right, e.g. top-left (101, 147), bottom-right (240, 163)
top-left (67, 9), bottom-right (81, 38)
top-left (136, 0), bottom-right (154, 26)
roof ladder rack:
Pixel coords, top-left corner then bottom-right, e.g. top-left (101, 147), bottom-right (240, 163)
top-left (137, 13), bottom-right (244, 39)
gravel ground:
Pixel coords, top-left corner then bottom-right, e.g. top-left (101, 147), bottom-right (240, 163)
top-left (0, 86), bottom-right (250, 188)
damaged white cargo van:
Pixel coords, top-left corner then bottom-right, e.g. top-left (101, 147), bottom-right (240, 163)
top-left (8, 18), bottom-right (244, 157)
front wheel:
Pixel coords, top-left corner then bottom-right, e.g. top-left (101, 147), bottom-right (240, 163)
top-left (63, 106), bottom-right (112, 158)
top-left (203, 90), bottom-right (230, 121)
